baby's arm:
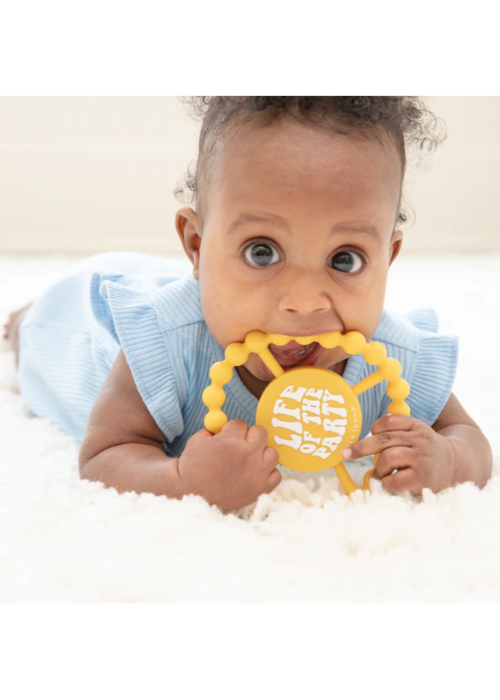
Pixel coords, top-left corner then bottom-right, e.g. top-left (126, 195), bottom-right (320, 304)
top-left (79, 349), bottom-right (185, 498)
top-left (430, 393), bottom-right (492, 487)
top-left (79, 350), bottom-right (281, 509)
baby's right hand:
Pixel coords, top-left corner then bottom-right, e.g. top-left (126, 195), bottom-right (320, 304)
top-left (178, 420), bottom-right (281, 511)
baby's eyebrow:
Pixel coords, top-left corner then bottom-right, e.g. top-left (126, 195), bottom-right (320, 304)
top-left (227, 212), bottom-right (288, 234)
top-left (227, 212), bottom-right (381, 241)
top-left (331, 222), bottom-right (381, 240)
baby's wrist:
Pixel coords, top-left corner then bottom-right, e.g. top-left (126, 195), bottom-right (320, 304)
top-left (164, 455), bottom-right (187, 499)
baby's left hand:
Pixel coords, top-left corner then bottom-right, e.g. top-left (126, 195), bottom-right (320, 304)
top-left (341, 413), bottom-right (456, 494)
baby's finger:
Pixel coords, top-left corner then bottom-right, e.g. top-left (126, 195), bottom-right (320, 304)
top-left (381, 467), bottom-right (421, 494)
top-left (263, 445), bottom-right (279, 472)
top-left (266, 467), bottom-right (282, 492)
top-left (246, 424), bottom-right (269, 449)
top-left (219, 419), bottom-right (248, 440)
top-left (342, 429), bottom-right (412, 461)
top-left (191, 428), bottom-right (217, 440)
top-left (373, 446), bottom-right (415, 479)
top-left (371, 413), bottom-right (415, 434)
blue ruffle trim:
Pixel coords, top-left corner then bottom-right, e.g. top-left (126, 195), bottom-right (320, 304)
top-left (406, 328), bottom-right (459, 426)
top-left (406, 307), bottom-right (439, 334)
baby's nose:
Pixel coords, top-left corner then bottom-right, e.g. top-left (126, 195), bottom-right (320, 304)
top-left (278, 270), bottom-right (331, 315)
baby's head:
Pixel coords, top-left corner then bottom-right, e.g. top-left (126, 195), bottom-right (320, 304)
top-left (174, 97), bottom-right (442, 394)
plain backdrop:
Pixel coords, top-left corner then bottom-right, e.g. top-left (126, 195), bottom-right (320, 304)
top-left (0, 96), bottom-right (498, 255)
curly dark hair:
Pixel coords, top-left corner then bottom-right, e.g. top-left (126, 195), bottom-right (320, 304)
top-left (174, 96), bottom-right (445, 227)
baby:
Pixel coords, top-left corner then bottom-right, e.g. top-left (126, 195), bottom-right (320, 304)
top-left (4, 97), bottom-right (492, 510)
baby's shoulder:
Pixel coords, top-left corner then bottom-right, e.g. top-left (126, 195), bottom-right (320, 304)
top-left (366, 306), bottom-right (459, 429)
top-left (90, 267), bottom-right (210, 444)
top-left (92, 267), bottom-right (205, 335)
top-left (147, 275), bottom-right (205, 333)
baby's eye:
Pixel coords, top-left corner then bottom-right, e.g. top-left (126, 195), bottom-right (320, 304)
top-left (244, 242), bottom-right (281, 267)
top-left (328, 250), bottom-right (364, 274)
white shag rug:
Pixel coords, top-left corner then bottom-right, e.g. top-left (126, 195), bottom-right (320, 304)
top-left (1, 254), bottom-right (499, 603)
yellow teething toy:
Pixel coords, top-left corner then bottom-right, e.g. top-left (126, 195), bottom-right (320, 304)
top-left (203, 330), bottom-right (410, 496)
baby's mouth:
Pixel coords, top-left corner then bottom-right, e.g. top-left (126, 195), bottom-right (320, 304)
top-left (268, 340), bottom-right (320, 368)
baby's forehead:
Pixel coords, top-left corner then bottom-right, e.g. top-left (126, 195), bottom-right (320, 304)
top-left (213, 127), bottom-right (399, 215)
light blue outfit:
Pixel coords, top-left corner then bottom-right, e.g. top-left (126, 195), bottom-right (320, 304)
top-left (18, 252), bottom-right (459, 459)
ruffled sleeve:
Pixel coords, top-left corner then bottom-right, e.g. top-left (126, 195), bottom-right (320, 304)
top-left (90, 272), bottom-right (186, 444)
top-left (405, 307), bottom-right (439, 334)
top-left (405, 312), bottom-right (459, 427)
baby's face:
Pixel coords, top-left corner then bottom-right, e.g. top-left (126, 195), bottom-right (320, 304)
top-left (176, 118), bottom-right (403, 397)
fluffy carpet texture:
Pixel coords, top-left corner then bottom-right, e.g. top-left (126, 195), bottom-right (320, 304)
top-left (1, 255), bottom-right (499, 603)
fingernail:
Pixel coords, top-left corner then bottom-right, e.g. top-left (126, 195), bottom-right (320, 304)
top-left (342, 448), bottom-right (352, 460)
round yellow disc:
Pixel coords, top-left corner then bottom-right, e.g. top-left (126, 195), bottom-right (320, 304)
top-left (255, 367), bottom-right (362, 473)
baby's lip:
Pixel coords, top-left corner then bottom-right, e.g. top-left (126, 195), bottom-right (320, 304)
top-left (267, 339), bottom-right (320, 368)
top-left (268, 339), bottom-right (309, 351)
top-left (258, 341), bottom-right (323, 378)
top-left (268, 329), bottom-right (340, 346)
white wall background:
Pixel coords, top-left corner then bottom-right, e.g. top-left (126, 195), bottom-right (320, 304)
top-left (0, 97), bottom-right (498, 255)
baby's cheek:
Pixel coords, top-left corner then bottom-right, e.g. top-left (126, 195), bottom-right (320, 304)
top-left (199, 297), bottom-right (234, 348)
top-left (202, 288), bottom-right (270, 359)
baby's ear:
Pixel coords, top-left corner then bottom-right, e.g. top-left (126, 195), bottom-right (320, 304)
top-left (389, 230), bottom-right (404, 266)
top-left (175, 207), bottom-right (202, 278)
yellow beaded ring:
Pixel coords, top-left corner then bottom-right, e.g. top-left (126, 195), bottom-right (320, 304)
top-left (202, 330), bottom-right (410, 496)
